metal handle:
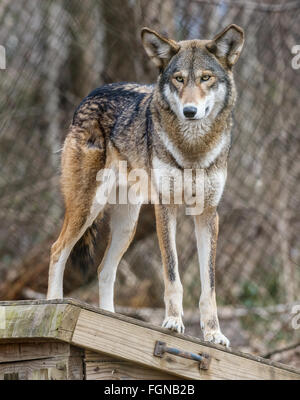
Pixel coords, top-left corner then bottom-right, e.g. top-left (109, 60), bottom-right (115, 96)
top-left (154, 341), bottom-right (211, 370)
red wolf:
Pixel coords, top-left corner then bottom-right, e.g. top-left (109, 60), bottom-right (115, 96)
top-left (47, 24), bottom-right (244, 347)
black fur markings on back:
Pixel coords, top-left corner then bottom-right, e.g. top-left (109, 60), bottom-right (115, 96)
top-left (72, 83), bottom-right (154, 139)
top-left (115, 91), bottom-right (148, 135)
top-left (144, 97), bottom-right (154, 150)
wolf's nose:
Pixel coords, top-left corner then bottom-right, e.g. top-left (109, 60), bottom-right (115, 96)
top-left (183, 106), bottom-right (197, 118)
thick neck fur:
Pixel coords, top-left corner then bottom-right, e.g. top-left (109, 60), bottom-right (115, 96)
top-left (150, 74), bottom-right (236, 167)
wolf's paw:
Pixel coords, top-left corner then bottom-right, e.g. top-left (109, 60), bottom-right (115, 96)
top-left (203, 330), bottom-right (230, 347)
top-left (162, 316), bottom-right (185, 334)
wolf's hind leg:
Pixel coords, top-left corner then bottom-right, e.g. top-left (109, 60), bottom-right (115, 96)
top-left (47, 124), bottom-right (109, 300)
top-left (194, 210), bottom-right (230, 347)
top-left (47, 211), bottom-right (94, 299)
top-left (98, 203), bottom-right (141, 312)
top-left (47, 192), bottom-right (111, 300)
top-left (155, 204), bottom-right (184, 334)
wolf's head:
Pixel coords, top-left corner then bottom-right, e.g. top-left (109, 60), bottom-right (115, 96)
top-left (141, 25), bottom-right (244, 122)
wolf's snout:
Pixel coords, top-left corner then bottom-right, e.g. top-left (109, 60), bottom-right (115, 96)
top-left (183, 106), bottom-right (197, 119)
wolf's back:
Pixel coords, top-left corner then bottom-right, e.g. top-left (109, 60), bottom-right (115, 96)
top-left (72, 83), bottom-right (154, 132)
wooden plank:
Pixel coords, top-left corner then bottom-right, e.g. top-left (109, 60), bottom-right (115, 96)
top-left (72, 308), bottom-right (300, 380)
top-left (0, 355), bottom-right (83, 380)
top-left (59, 304), bottom-right (82, 342)
top-left (84, 350), bottom-right (179, 380)
top-left (85, 349), bottom-right (118, 362)
top-left (0, 342), bottom-right (82, 363)
top-left (85, 361), bottom-right (180, 380)
top-left (0, 302), bottom-right (80, 342)
top-left (0, 303), bottom-right (66, 340)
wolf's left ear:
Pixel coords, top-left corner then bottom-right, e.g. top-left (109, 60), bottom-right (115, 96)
top-left (141, 27), bottom-right (180, 70)
top-left (206, 24), bottom-right (244, 67)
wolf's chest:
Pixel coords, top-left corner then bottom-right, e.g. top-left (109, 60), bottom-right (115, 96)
top-left (151, 156), bottom-right (227, 210)
top-left (157, 128), bottom-right (228, 169)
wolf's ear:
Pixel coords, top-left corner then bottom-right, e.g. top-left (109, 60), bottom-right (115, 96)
top-left (141, 27), bottom-right (180, 70)
top-left (206, 24), bottom-right (244, 67)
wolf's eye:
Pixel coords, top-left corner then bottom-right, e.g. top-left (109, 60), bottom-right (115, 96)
top-left (201, 75), bottom-right (211, 81)
top-left (175, 76), bottom-right (184, 83)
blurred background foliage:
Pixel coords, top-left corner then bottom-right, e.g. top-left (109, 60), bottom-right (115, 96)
top-left (0, 0), bottom-right (299, 366)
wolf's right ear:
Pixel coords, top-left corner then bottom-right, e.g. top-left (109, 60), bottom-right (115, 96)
top-left (141, 28), bottom-right (180, 70)
top-left (206, 24), bottom-right (244, 68)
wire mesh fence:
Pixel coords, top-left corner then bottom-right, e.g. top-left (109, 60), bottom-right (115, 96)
top-left (0, 0), bottom-right (299, 363)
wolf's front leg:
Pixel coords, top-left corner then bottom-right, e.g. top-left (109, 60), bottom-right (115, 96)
top-left (155, 204), bottom-right (184, 334)
top-left (194, 209), bottom-right (230, 347)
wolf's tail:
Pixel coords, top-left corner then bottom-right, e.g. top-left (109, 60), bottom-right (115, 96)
top-left (70, 220), bottom-right (99, 273)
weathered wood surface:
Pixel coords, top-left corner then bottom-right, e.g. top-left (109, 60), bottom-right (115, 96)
top-left (0, 342), bottom-right (82, 363)
top-left (0, 356), bottom-right (83, 380)
top-left (85, 350), bottom-right (180, 380)
top-left (0, 299), bottom-right (300, 380)
top-left (0, 300), bottom-right (80, 342)
top-left (0, 343), bottom-right (83, 380)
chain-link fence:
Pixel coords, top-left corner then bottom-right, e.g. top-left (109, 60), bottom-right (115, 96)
top-left (0, 0), bottom-right (299, 365)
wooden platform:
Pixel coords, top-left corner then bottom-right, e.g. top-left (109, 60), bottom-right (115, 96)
top-left (0, 299), bottom-right (299, 380)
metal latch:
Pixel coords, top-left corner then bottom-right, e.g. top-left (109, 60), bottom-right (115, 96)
top-left (154, 341), bottom-right (211, 370)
